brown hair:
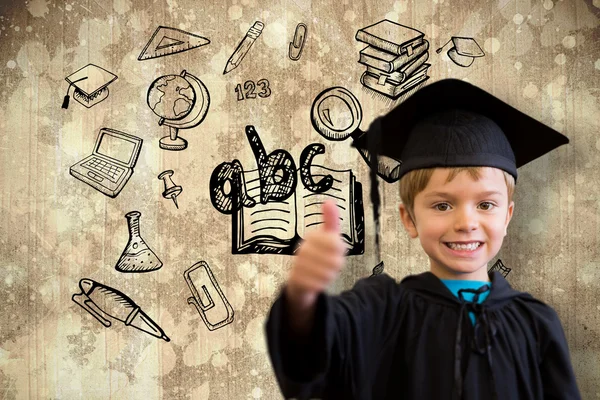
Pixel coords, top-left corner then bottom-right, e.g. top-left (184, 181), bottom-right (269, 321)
top-left (399, 167), bottom-right (515, 222)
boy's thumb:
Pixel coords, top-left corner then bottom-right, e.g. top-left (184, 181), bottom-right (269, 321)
top-left (322, 200), bottom-right (340, 232)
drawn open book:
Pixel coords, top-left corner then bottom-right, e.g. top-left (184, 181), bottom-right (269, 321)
top-left (232, 166), bottom-right (364, 255)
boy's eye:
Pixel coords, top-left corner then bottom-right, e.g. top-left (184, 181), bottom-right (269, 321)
top-left (434, 203), bottom-right (450, 211)
top-left (479, 202), bottom-right (495, 210)
top-left (433, 202), bottom-right (495, 211)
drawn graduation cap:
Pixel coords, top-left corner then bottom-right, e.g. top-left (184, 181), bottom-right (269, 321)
top-left (62, 64), bottom-right (118, 109)
top-left (352, 78), bottom-right (569, 255)
top-left (436, 37), bottom-right (485, 67)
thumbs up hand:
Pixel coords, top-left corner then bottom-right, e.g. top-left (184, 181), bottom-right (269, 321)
top-left (286, 200), bottom-right (346, 310)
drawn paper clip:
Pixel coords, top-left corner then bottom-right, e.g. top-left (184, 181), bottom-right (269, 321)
top-left (289, 23), bottom-right (307, 61)
top-left (184, 261), bottom-right (235, 331)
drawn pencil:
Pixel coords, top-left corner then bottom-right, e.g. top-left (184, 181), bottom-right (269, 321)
top-left (223, 21), bottom-right (264, 75)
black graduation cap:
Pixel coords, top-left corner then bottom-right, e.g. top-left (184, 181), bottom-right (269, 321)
top-left (351, 78), bottom-right (569, 255)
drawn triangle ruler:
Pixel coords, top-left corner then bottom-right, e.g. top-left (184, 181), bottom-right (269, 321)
top-left (138, 26), bottom-right (210, 60)
top-left (156, 36), bottom-right (185, 50)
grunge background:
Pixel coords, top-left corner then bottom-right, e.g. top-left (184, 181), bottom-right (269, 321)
top-left (0, 0), bottom-right (599, 398)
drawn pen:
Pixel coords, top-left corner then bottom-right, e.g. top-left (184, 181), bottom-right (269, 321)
top-left (72, 278), bottom-right (170, 342)
top-left (223, 21), bottom-right (264, 75)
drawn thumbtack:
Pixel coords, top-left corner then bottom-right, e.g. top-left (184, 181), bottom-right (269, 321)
top-left (158, 170), bottom-right (183, 209)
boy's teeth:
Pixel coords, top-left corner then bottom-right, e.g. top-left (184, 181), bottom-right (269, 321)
top-left (447, 242), bottom-right (481, 251)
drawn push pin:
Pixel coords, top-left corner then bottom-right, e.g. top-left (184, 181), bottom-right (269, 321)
top-left (158, 170), bottom-right (183, 209)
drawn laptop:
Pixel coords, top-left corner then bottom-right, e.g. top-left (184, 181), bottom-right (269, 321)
top-left (70, 128), bottom-right (143, 198)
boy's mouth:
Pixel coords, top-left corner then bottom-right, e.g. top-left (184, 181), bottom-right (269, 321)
top-left (444, 241), bottom-right (483, 251)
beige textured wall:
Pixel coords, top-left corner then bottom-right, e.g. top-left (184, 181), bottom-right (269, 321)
top-left (0, 0), bottom-right (599, 398)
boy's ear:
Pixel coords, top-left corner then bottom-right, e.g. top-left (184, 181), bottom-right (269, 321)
top-left (504, 200), bottom-right (515, 236)
top-left (399, 203), bottom-right (418, 239)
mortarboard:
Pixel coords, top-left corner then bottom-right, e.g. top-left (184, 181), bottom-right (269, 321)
top-left (62, 64), bottom-right (118, 109)
top-left (436, 37), bottom-right (485, 67)
top-left (351, 78), bottom-right (570, 255)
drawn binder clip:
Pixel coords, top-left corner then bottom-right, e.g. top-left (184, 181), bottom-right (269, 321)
top-left (289, 23), bottom-right (307, 61)
top-left (184, 261), bottom-right (235, 331)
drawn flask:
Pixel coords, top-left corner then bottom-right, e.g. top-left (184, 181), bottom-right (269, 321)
top-left (116, 211), bottom-right (163, 273)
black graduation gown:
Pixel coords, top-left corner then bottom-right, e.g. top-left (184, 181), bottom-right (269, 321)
top-left (265, 271), bottom-right (581, 400)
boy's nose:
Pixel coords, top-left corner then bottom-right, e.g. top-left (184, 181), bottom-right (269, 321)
top-left (454, 208), bottom-right (479, 232)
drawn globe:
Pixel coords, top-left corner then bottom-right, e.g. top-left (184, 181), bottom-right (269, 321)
top-left (147, 75), bottom-right (196, 121)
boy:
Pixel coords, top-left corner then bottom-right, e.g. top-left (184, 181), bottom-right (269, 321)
top-left (265, 79), bottom-right (581, 399)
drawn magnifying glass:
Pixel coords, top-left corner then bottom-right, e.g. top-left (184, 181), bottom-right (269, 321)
top-left (310, 87), bottom-right (402, 182)
top-left (311, 87), bottom-right (363, 141)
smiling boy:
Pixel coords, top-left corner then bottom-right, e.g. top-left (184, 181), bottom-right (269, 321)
top-left (399, 166), bottom-right (514, 282)
top-left (265, 79), bottom-right (581, 399)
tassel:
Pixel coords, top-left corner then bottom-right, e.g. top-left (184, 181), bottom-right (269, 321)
top-left (61, 95), bottom-right (70, 109)
top-left (62, 76), bottom-right (88, 109)
top-left (367, 117), bottom-right (383, 261)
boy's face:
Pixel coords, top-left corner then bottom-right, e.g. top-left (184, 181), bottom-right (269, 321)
top-left (399, 167), bottom-right (514, 281)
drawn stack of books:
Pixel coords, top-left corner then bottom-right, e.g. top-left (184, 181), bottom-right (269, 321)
top-left (356, 20), bottom-right (431, 99)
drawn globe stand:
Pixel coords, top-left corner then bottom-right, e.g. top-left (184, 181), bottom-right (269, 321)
top-left (147, 70), bottom-right (210, 151)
